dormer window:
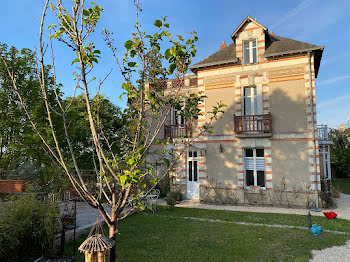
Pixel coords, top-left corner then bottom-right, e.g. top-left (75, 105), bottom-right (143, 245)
top-left (243, 40), bottom-right (257, 64)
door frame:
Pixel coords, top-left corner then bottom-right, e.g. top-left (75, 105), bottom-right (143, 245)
top-left (186, 150), bottom-right (199, 199)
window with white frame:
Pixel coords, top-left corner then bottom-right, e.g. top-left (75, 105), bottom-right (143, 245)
top-left (244, 148), bottom-right (265, 188)
top-left (171, 107), bottom-right (185, 126)
top-left (243, 40), bottom-right (257, 64)
top-left (188, 151), bottom-right (198, 182)
top-left (243, 85), bottom-right (263, 116)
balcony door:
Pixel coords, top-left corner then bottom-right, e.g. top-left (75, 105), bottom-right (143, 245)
top-left (243, 85), bottom-right (263, 131)
top-left (172, 108), bottom-right (185, 126)
top-left (243, 85), bottom-right (263, 115)
top-left (170, 107), bottom-right (186, 138)
top-left (186, 150), bottom-right (199, 199)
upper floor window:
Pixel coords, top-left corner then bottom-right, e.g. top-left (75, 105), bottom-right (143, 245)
top-left (172, 107), bottom-right (185, 126)
top-left (243, 85), bottom-right (263, 116)
top-left (243, 40), bottom-right (257, 64)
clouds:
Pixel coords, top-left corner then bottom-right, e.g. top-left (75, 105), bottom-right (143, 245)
top-left (318, 75), bottom-right (350, 86)
top-left (319, 93), bottom-right (350, 109)
top-left (270, 0), bottom-right (313, 31)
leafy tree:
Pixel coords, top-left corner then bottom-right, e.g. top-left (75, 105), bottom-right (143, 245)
top-left (0, 45), bottom-right (60, 181)
top-left (329, 127), bottom-right (350, 177)
top-left (0, 1), bottom-right (226, 261)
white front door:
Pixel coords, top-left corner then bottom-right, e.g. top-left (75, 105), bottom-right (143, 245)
top-left (186, 151), bottom-right (199, 199)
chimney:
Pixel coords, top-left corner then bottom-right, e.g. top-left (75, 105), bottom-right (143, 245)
top-left (270, 31), bottom-right (274, 35)
top-left (220, 41), bottom-right (227, 50)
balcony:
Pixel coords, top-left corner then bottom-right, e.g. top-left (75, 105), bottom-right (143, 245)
top-left (164, 124), bottom-right (191, 139)
top-left (318, 124), bottom-right (332, 145)
top-left (318, 124), bottom-right (329, 140)
top-left (150, 77), bottom-right (198, 91)
top-left (234, 114), bottom-right (272, 137)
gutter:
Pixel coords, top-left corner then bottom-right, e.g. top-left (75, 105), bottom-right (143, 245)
top-left (264, 46), bottom-right (324, 58)
top-left (189, 58), bottom-right (238, 72)
top-left (308, 51), bottom-right (319, 208)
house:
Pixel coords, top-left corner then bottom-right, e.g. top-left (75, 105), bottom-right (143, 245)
top-left (148, 16), bottom-right (332, 207)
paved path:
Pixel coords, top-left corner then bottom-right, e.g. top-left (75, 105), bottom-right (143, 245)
top-left (310, 193), bottom-right (350, 261)
top-left (310, 240), bottom-right (350, 262)
top-left (173, 199), bottom-right (325, 217)
top-left (333, 193), bottom-right (350, 220)
top-left (58, 201), bottom-right (110, 243)
top-left (160, 192), bottom-right (350, 220)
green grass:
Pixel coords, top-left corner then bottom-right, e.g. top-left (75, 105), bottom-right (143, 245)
top-left (65, 207), bottom-right (350, 262)
top-left (332, 178), bottom-right (350, 195)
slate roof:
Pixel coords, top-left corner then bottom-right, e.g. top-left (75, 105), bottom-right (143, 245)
top-left (190, 43), bottom-right (237, 69)
top-left (190, 34), bottom-right (324, 76)
top-left (264, 35), bottom-right (323, 57)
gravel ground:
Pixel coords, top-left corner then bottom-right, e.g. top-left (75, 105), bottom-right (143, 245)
top-left (310, 193), bottom-right (350, 261)
top-left (310, 240), bottom-right (350, 262)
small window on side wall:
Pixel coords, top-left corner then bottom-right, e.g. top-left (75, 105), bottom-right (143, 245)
top-left (243, 40), bottom-right (257, 64)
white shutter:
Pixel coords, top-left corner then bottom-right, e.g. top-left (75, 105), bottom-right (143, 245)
top-left (244, 157), bottom-right (254, 170)
top-left (256, 158), bottom-right (265, 171)
top-left (256, 84), bottom-right (263, 115)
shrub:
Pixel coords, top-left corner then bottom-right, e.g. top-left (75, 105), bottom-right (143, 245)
top-left (166, 195), bottom-right (176, 208)
top-left (168, 190), bottom-right (183, 202)
top-left (155, 174), bottom-right (170, 197)
top-left (0, 194), bottom-right (60, 261)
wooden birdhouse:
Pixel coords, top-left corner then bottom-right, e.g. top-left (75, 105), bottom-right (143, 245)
top-left (78, 217), bottom-right (115, 262)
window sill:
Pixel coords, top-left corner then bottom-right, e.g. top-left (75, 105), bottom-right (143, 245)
top-left (244, 188), bottom-right (267, 194)
top-left (242, 62), bottom-right (259, 66)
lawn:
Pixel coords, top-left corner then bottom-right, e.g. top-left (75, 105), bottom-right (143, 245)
top-left (332, 178), bottom-right (350, 195)
top-left (65, 207), bottom-right (350, 262)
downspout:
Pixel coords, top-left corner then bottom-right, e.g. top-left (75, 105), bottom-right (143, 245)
top-left (308, 51), bottom-right (319, 208)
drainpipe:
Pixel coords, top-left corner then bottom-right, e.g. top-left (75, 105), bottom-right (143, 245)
top-left (308, 51), bottom-right (319, 208)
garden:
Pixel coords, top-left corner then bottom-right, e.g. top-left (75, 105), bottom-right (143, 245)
top-left (65, 206), bottom-right (350, 262)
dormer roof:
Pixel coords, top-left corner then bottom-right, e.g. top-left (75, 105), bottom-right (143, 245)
top-left (231, 16), bottom-right (267, 40)
top-left (190, 16), bottom-right (324, 77)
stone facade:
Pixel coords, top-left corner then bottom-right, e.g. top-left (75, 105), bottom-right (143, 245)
top-left (148, 17), bottom-right (327, 208)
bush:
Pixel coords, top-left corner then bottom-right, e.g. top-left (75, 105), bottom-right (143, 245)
top-left (155, 174), bottom-right (170, 197)
top-left (0, 194), bottom-right (60, 261)
top-left (166, 195), bottom-right (176, 208)
top-left (168, 190), bottom-right (183, 202)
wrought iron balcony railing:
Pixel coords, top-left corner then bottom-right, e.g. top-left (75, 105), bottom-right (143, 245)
top-left (164, 124), bottom-right (191, 139)
top-left (318, 124), bottom-right (329, 140)
top-left (234, 114), bottom-right (272, 135)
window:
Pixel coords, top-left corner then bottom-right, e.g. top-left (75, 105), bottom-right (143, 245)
top-left (243, 40), bottom-right (257, 64)
top-left (244, 148), bottom-right (265, 188)
top-left (188, 151), bottom-right (198, 182)
top-left (243, 85), bottom-right (263, 116)
top-left (172, 107), bottom-right (185, 126)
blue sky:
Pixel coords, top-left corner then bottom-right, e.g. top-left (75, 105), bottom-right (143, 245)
top-left (1, 0), bottom-right (350, 127)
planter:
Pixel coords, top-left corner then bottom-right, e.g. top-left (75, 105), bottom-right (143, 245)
top-left (321, 200), bottom-right (328, 209)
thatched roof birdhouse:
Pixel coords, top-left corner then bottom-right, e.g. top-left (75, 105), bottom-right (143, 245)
top-left (78, 217), bottom-right (115, 262)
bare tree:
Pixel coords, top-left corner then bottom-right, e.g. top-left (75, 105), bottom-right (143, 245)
top-left (0, 0), bottom-right (225, 260)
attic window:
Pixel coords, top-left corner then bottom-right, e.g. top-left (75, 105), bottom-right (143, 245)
top-left (243, 40), bottom-right (257, 64)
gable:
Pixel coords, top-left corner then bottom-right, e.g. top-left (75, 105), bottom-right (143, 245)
top-left (231, 16), bottom-right (267, 40)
